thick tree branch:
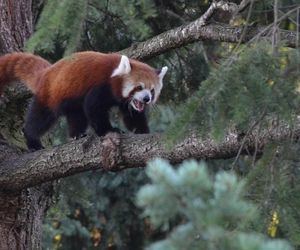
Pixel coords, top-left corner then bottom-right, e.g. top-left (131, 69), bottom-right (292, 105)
top-left (120, 24), bottom-right (298, 61)
top-left (0, 119), bottom-right (299, 192)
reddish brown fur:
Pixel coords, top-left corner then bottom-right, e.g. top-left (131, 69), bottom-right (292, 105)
top-left (125, 60), bottom-right (158, 88)
top-left (0, 53), bottom-right (51, 95)
top-left (0, 52), bottom-right (162, 150)
top-left (0, 51), bottom-right (160, 110)
top-left (36, 52), bottom-right (121, 109)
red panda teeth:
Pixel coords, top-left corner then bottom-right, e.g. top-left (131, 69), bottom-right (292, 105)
top-left (133, 99), bottom-right (145, 112)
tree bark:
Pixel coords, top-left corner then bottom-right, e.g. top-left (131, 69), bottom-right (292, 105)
top-left (0, 119), bottom-right (298, 192)
top-left (0, 185), bottom-right (53, 250)
top-left (0, 1), bottom-right (53, 249)
top-left (120, 23), bottom-right (299, 61)
top-left (0, 0), bottom-right (32, 54)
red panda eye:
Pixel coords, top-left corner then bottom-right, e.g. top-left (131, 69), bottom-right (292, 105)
top-left (136, 86), bottom-right (143, 91)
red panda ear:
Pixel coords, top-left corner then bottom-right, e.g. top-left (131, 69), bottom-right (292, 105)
top-left (111, 55), bottom-right (131, 77)
top-left (157, 66), bottom-right (168, 81)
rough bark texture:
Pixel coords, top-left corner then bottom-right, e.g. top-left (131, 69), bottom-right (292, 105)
top-left (0, 0), bottom-right (32, 54)
top-left (0, 185), bottom-right (53, 250)
top-left (0, 119), bottom-right (298, 192)
top-left (121, 24), bottom-right (299, 60)
top-left (0, 1), bottom-right (53, 249)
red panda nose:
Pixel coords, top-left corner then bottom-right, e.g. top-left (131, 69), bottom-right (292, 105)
top-left (143, 96), bottom-right (150, 103)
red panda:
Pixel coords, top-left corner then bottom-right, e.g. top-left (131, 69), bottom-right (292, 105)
top-left (0, 51), bottom-right (168, 151)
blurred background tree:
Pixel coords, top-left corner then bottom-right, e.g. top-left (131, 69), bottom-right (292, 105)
top-left (24, 0), bottom-right (300, 249)
top-left (137, 159), bottom-right (293, 250)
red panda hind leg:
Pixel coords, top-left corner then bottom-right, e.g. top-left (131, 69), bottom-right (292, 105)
top-left (23, 98), bottom-right (57, 151)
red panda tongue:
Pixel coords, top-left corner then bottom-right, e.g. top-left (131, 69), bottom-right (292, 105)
top-left (133, 100), bottom-right (144, 112)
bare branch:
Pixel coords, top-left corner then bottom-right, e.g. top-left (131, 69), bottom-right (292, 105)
top-left (194, 0), bottom-right (238, 27)
top-left (120, 23), bottom-right (299, 60)
top-left (272, 0), bottom-right (279, 54)
top-left (249, 6), bottom-right (300, 46)
top-left (238, 0), bottom-right (255, 13)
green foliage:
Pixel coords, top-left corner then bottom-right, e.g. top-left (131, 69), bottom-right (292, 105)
top-left (108, 0), bottom-right (157, 40)
top-left (246, 142), bottom-right (300, 248)
top-left (43, 169), bottom-right (150, 250)
top-left (137, 159), bottom-right (293, 250)
top-left (167, 44), bottom-right (300, 142)
top-left (27, 0), bottom-right (87, 56)
top-left (27, 0), bottom-right (157, 55)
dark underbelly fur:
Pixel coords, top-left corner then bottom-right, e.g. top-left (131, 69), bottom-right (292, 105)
top-left (23, 84), bottom-right (149, 151)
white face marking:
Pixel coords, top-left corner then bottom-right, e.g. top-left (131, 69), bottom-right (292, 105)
top-left (121, 66), bottom-right (168, 111)
top-left (111, 55), bottom-right (131, 77)
top-left (133, 89), bottom-right (151, 103)
top-left (130, 89), bottom-right (152, 112)
top-left (122, 81), bottom-right (135, 98)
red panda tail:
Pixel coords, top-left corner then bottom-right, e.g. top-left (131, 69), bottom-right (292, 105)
top-left (0, 53), bottom-right (51, 96)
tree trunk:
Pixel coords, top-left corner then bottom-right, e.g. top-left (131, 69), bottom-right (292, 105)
top-left (0, 1), bottom-right (52, 249)
top-left (0, 0), bottom-right (32, 53)
top-left (0, 185), bottom-right (53, 250)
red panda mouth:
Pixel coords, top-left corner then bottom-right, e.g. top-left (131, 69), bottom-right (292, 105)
top-left (132, 99), bottom-right (145, 112)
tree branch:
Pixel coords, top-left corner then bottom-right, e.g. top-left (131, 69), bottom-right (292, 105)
top-left (120, 20), bottom-right (298, 60)
top-left (1, 119), bottom-right (299, 192)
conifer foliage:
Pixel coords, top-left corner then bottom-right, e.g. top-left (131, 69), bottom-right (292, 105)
top-left (167, 44), bottom-right (300, 142)
top-left (137, 159), bottom-right (292, 250)
top-left (27, 0), bottom-right (87, 55)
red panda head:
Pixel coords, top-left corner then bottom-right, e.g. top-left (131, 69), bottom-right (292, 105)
top-left (111, 55), bottom-right (168, 112)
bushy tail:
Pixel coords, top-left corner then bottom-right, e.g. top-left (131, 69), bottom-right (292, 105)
top-left (0, 52), bottom-right (51, 95)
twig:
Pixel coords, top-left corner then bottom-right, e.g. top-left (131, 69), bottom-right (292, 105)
top-left (238, 0), bottom-right (255, 13)
top-left (232, 110), bottom-right (266, 169)
top-left (233, 0), bottom-right (255, 51)
top-left (297, 8), bottom-right (300, 49)
top-left (250, 6), bottom-right (300, 45)
top-left (194, 0), bottom-right (238, 27)
top-left (164, 9), bottom-right (186, 24)
top-left (272, 0), bottom-right (279, 54)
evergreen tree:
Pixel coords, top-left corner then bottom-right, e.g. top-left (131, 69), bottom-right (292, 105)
top-left (137, 159), bottom-right (293, 250)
